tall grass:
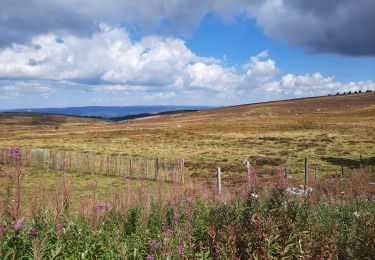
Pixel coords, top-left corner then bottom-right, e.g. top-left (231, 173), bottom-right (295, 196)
top-left (0, 146), bottom-right (375, 259)
top-left (0, 146), bottom-right (185, 183)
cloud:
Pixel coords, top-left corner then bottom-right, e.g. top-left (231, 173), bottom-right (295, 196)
top-left (143, 92), bottom-right (176, 100)
top-left (0, 25), bottom-right (373, 107)
top-left (240, 0), bottom-right (375, 56)
top-left (259, 72), bottom-right (375, 98)
top-left (1, 0), bottom-right (374, 56)
top-left (0, 0), bottom-right (211, 47)
top-left (0, 25), bottom-right (244, 93)
top-left (0, 80), bottom-right (53, 100)
top-left (187, 63), bottom-right (242, 91)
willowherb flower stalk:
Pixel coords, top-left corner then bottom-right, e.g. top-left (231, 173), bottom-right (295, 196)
top-left (173, 211), bottom-right (180, 225)
top-left (9, 146), bottom-right (24, 220)
top-left (0, 202), bottom-right (4, 219)
top-left (168, 171), bottom-right (174, 183)
top-left (54, 161), bottom-right (71, 221)
top-left (55, 223), bottom-right (63, 235)
top-left (275, 167), bottom-right (287, 189)
top-left (247, 164), bottom-right (257, 191)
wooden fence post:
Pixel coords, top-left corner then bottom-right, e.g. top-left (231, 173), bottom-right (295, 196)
top-left (129, 158), bottom-right (133, 179)
top-left (246, 160), bottom-right (256, 189)
top-left (314, 165), bottom-right (318, 181)
top-left (284, 167), bottom-right (288, 180)
top-left (217, 167), bottom-right (222, 195)
top-left (180, 159), bottom-right (185, 184)
top-left (155, 157), bottom-right (159, 180)
top-left (246, 161), bottom-right (250, 170)
top-left (304, 157), bottom-right (308, 192)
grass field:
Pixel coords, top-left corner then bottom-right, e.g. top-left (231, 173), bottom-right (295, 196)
top-left (1, 93), bottom-right (374, 186)
top-left (1, 93), bottom-right (375, 259)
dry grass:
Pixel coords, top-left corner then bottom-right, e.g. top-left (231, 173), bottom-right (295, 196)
top-left (1, 93), bottom-right (374, 186)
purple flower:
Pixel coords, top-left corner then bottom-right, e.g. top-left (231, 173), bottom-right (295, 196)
top-left (14, 219), bottom-right (25, 231)
top-left (55, 224), bottom-right (63, 235)
top-left (173, 212), bottom-right (179, 224)
top-left (177, 244), bottom-right (185, 254)
top-left (9, 146), bottom-right (21, 158)
top-left (146, 255), bottom-right (154, 260)
top-left (163, 228), bottom-right (173, 237)
top-left (29, 227), bottom-right (38, 236)
top-left (94, 204), bottom-right (106, 211)
top-left (148, 239), bottom-right (161, 249)
top-left (185, 198), bottom-right (194, 206)
top-left (124, 176), bottom-right (131, 181)
top-left (0, 226), bottom-right (6, 235)
top-left (168, 171), bottom-right (174, 177)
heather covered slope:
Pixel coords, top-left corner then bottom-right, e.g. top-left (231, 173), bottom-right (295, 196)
top-left (1, 93), bottom-right (374, 184)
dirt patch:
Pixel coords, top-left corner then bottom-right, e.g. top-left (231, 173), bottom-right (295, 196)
top-left (186, 160), bottom-right (245, 173)
top-left (259, 136), bottom-right (293, 143)
top-left (250, 156), bottom-right (285, 167)
top-left (321, 156), bottom-right (375, 169)
top-left (278, 150), bottom-right (290, 156)
top-left (320, 137), bottom-right (334, 143)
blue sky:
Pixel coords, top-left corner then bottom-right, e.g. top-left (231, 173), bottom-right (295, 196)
top-left (186, 14), bottom-right (375, 82)
top-left (0, 0), bottom-right (374, 109)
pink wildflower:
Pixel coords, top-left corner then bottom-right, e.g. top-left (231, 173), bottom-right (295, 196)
top-left (0, 226), bottom-right (6, 235)
top-left (177, 244), bottom-right (185, 254)
top-left (14, 219), bottom-right (25, 231)
top-left (94, 204), bottom-right (106, 211)
top-left (29, 227), bottom-right (38, 236)
top-left (185, 198), bottom-right (193, 206)
top-left (173, 211), bottom-right (179, 224)
top-left (146, 255), bottom-right (154, 260)
top-left (247, 166), bottom-right (257, 189)
top-left (163, 228), bottom-right (173, 237)
top-left (9, 146), bottom-right (21, 158)
top-left (55, 223), bottom-right (63, 235)
top-left (148, 239), bottom-right (161, 249)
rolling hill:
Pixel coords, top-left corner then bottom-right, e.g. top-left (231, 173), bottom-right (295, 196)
top-left (2, 105), bottom-right (212, 118)
top-left (1, 92), bottom-right (374, 185)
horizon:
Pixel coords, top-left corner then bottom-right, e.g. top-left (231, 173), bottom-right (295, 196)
top-left (0, 104), bottom-right (214, 111)
top-left (1, 90), bottom-right (371, 111)
top-left (0, 1), bottom-right (374, 108)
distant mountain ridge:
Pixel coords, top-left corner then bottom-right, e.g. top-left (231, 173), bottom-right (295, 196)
top-left (1, 105), bottom-right (212, 118)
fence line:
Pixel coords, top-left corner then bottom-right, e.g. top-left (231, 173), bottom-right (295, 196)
top-left (0, 146), bottom-right (184, 184)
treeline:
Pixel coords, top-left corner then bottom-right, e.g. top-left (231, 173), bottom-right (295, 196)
top-left (330, 89), bottom-right (374, 96)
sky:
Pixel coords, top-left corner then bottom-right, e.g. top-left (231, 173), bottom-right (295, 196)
top-left (0, 0), bottom-right (374, 109)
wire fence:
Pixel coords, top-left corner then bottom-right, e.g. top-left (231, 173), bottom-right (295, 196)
top-left (0, 146), bottom-right (185, 184)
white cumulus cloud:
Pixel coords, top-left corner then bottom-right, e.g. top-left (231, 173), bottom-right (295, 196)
top-left (0, 25), bottom-right (374, 106)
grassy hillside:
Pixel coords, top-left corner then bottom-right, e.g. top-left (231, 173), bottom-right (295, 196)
top-left (1, 93), bottom-right (374, 185)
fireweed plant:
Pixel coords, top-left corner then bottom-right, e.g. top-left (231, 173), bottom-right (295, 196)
top-left (0, 146), bottom-right (375, 259)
